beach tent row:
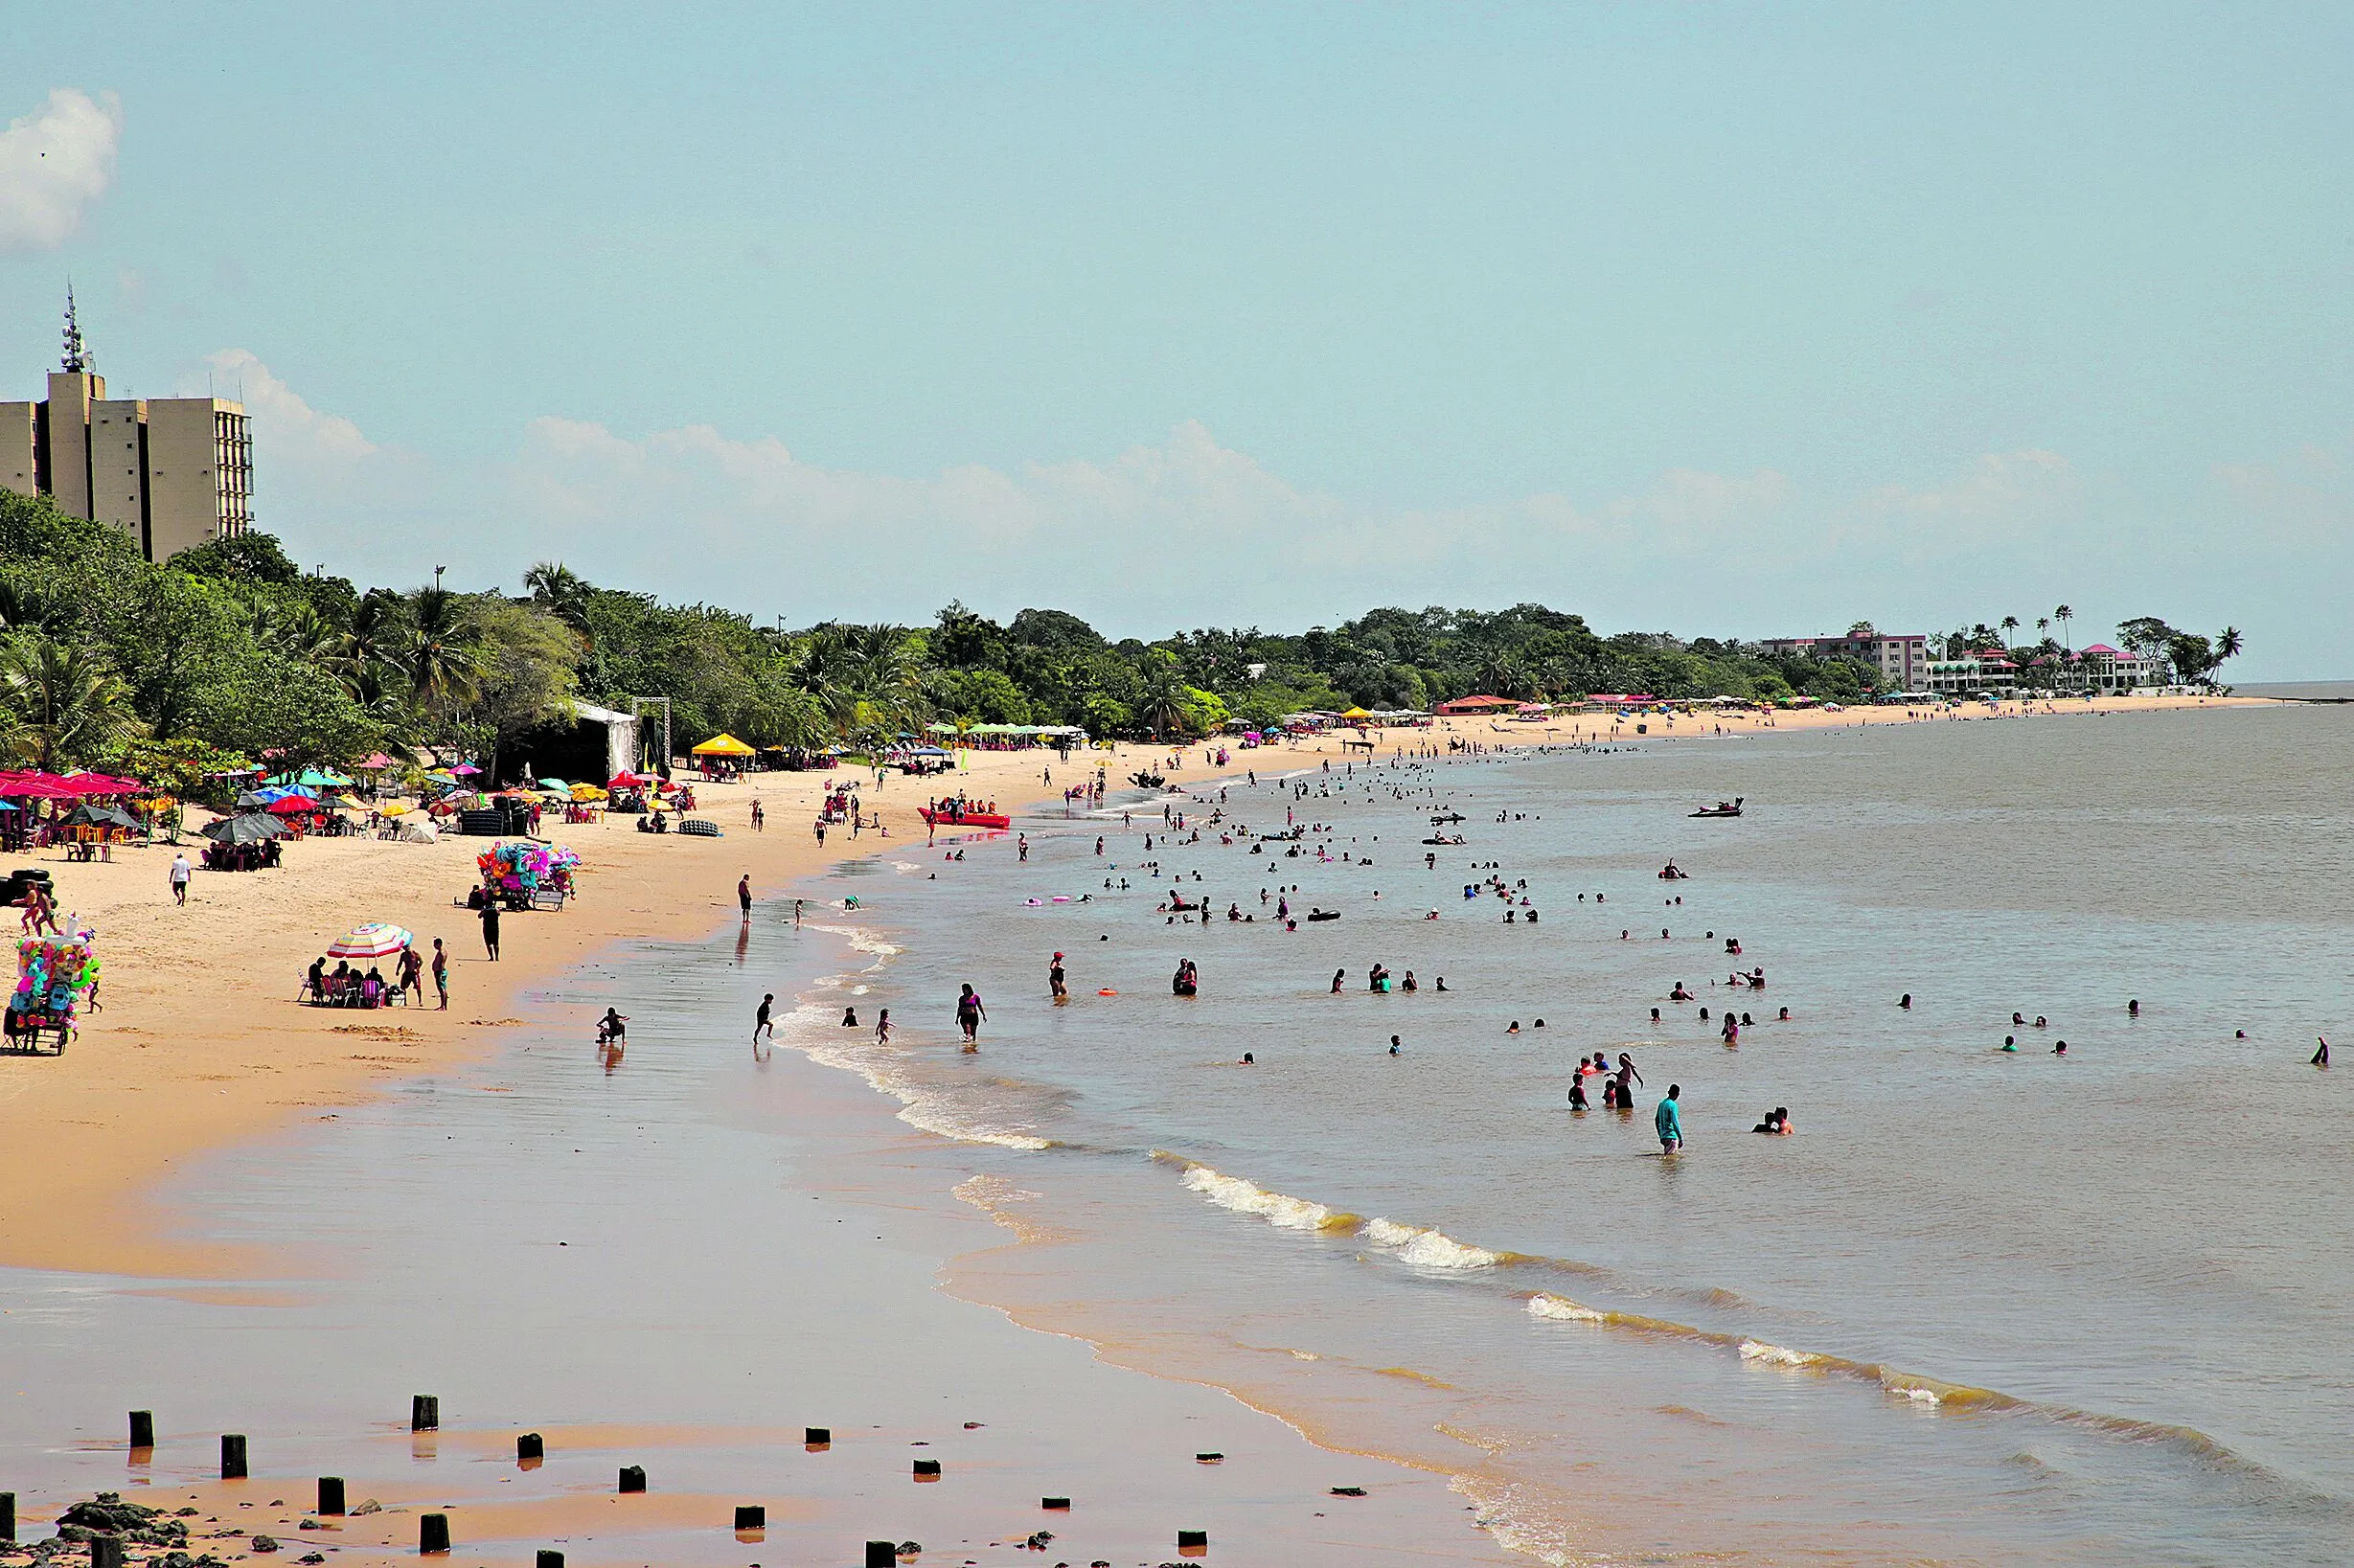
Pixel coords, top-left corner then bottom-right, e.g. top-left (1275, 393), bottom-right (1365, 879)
top-left (921, 723), bottom-right (1089, 738)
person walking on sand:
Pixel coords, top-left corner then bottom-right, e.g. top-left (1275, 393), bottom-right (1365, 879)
top-left (431, 939), bottom-right (449, 1010)
top-left (754, 992), bottom-right (774, 1045)
top-left (169, 852), bottom-right (192, 905)
top-left (1656, 1084), bottom-right (1684, 1153)
top-left (479, 898), bottom-right (501, 961)
top-left (955, 983), bottom-right (986, 1048)
top-left (738, 875), bottom-right (753, 920)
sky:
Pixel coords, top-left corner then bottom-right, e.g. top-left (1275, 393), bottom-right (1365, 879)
top-left (1, 4), bottom-right (2347, 676)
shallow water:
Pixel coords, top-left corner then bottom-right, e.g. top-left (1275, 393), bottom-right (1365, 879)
top-left (830, 704), bottom-right (2354, 1564)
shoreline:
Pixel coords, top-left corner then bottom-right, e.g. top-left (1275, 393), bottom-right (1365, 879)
top-left (0, 689), bottom-right (2269, 1280)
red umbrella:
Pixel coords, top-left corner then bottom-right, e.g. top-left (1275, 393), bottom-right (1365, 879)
top-left (0, 774), bottom-right (80, 801)
top-left (265, 796), bottom-right (318, 815)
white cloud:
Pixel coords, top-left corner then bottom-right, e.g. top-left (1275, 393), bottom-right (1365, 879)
top-left (2212, 434), bottom-right (2353, 547)
top-left (1858, 448), bottom-right (2073, 525)
top-left (198, 349), bottom-right (377, 466)
top-left (0, 88), bottom-right (122, 253)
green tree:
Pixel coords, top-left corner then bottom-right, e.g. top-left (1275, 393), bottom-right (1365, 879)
top-left (461, 599), bottom-right (583, 780)
top-left (0, 632), bottom-right (142, 767)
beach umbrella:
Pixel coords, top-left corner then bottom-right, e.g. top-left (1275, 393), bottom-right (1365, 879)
top-left (691, 733), bottom-right (756, 757)
top-left (265, 795), bottom-right (318, 815)
top-left (201, 813), bottom-right (286, 844)
top-left (65, 805), bottom-right (141, 829)
top-left (450, 763), bottom-right (482, 776)
top-left (326, 922), bottom-right (414, 961)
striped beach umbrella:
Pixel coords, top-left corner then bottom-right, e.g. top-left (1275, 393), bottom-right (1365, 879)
top-left (326, 922), bottom-right (415, 961)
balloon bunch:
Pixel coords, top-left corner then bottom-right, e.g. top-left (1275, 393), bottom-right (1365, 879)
top-left (11, 929), bottom-right (99, 1022)
top-left (476, 841), bottom-right (578, 897)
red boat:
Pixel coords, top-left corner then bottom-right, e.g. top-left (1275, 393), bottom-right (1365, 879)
top-left (921, 806), bottom-right (1012, 830)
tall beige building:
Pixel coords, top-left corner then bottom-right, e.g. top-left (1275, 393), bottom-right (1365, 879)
top-left (1, 295), bottom-right (253, 561)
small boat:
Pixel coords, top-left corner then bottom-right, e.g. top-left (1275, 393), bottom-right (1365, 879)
top-left (1690, 797), bottom-right (1745, 819)
top-left (1305, 909), bottom-right (1341, 922)
top-left (921, 807), bottom-right (1012, 829)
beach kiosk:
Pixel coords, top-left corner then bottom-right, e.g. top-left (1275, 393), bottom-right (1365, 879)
top-left (691, 733), bottom-right (757, 780)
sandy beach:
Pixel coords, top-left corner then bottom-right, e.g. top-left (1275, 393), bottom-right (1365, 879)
top-left (0, 691), bottom-right (2262, 1278)
top-left (0, 691), bottom-right (2274, 1565)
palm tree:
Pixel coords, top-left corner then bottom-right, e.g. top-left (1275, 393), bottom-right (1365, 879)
top-left (792, 625), bottom-right (862, 739)
top-left (2000, 615), bottom-right (2020, 649)
top-left (0, 634), bottom-right (140, 768)
top-left (2214, 626), bottom-right (2243, 671)
top-left (523, 561), bottom-right (595, 653)
top-left (403, 586), bottom-right (483, 717)
top-left (269, 602), bottom-right (339, 663)
top-left (2036, 617), bottom-right (2049, 641)
top-left (1138, 655), bottom-right (1190, 738)
top-left (2054, 604), bottom-right (2072, 653)
top-left (332, 594), bottom-right (402, 696)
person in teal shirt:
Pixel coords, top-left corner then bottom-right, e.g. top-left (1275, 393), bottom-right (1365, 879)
top-left (1656, 1084), bottom-right (1683, 1152)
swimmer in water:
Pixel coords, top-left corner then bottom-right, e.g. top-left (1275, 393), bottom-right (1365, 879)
top-left (2316, 1036), bottom-right (2331, 1067)
top-left (1240, 1052), bottom-right (1255, 1064)
top-left (2001, 1035), bottom-right (2018, 1052)
top-left (1389, 1034), bottom-right (1402, 1056)
top-left (2052, 1039), bottom-right (2067, 1056)
top-left (1507, 1020), bottom-right (1520, 1034)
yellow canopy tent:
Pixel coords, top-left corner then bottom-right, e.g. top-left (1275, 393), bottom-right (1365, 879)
top-left (692, 733), bottom-right (756, 757)
top-left (1340, 707), bottom-right (1374, 721)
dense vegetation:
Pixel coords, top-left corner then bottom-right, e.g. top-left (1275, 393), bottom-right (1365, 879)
top-left (0, 489), bottom-right (2242, 783)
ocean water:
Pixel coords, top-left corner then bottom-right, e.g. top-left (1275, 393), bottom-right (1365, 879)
top-left (809, 703), bottom-right (2354, 1565)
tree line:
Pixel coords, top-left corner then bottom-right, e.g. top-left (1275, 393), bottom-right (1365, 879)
top-left (0, 489), bottom-right (2240, 786)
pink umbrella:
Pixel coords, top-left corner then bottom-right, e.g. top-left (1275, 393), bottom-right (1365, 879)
top-left (450, 763), bottom-right (482, 776)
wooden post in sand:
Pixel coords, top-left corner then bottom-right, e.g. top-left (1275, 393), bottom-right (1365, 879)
top-left (411, 1395), bottom-right (439, 1432)
top-left (128, 1411), bottom-right (154, 1449)
top-left (89, 1536), bottom-right (124, 1568)
top-left (617, 1465), bottom-right (646, 1493)
top-left (317, 1477), bottom-right (345, 1516)
top-left (516, 1432), bottom-right (544, 1462)
top-left (220, 1434), bottom-right (248, 1479)
top-left (536, 1553), bottom-right (563, 1568)
top-left (0, 1490), bottom-right (13, 1542)
top-left (419, 1512), bottom-right (450, 1554)
top-left (733, 1505), bottom-right (765, 1530)
top-left (864, 1544), bottom-right (897, 1568)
